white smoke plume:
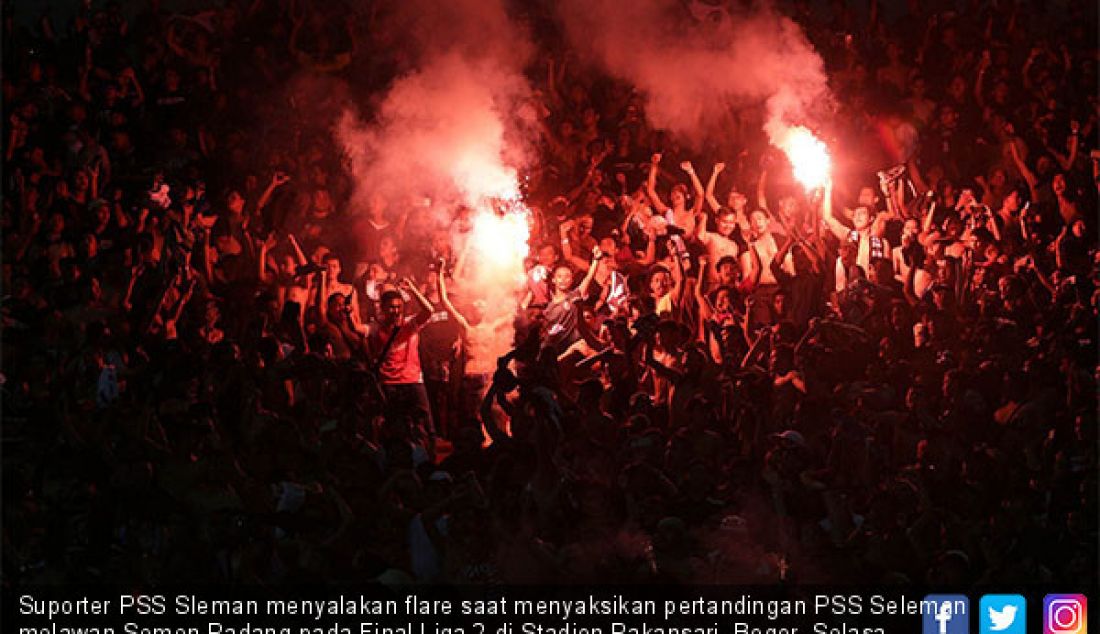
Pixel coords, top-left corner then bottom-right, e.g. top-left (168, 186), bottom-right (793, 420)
top-left (557, 0), bottom-right (832, 149)
top-left (337, 0), bottom-right (537, 372)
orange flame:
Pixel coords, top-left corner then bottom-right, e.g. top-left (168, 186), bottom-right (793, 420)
top-left (776, 125), bottom-right (831, 191)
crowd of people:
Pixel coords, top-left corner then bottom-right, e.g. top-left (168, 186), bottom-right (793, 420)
top-left (3, 0), bottom-right (1096, 586)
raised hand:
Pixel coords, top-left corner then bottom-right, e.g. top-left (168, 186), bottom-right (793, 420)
top-left (680, 161), bottom-right (695, 174)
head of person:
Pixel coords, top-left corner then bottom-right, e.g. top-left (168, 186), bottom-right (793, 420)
top-left (937, 103), bottom-right (959, 130)
top-left (777, 194), bottom-right (798, 218)
top-left (311, 188), bottom-right (333, 218)
top-left (379, 236), bottom-right (399, 267)
top-left (582, 306), bottom-right (601, 333)
top-left (772, 289), bottom-right (787, 317)
top-left (72, 169), bottom-right (90, 195)
top-left (942, 214), bottom-right (963, 239)
top-left (537, 243), bottom-right (560, 268)
top-left (1070, 217), bottom-right (1087, 238)
top-left (323, 253), bottom-right (341, 279)
top-left (278, 253), bottom-right (297, 276)
top-left (226, 189), bottom-right (245, 215)
top-left (869, 258), bottom-right (893, 285)
top-left (713, 286), bottom-right (733, 313)
top-left (901, 218), bottom-right (921, 244)
top-left (931, 283), bottom-right (953, 310)
top-left (379, 290), bottom-right (404, 326)
top-left (852, 205), bottom-right (873, 231)
top-left (598, 237), bottom-right (619, 269)
top-left (649, 266), bottom-right (672, 298)
top-left (551, 264), bottom-right (574, 293)
top-left (1052, 172), bottom-right (1069, 197)
top-left (749, 209), bottom-right (770, 238)
top-left (858, 186), bottom-right (879, 209)
top-left (79, 233), bottom-right (98, 260)
top-left (716, 256), bottom-right (738, 285)
top-left (727, 190), bottom-right (748, 213)
top-left (989, 166), bottom-right (1008, 190)
top-left (716, 208), bottom-right (738, 237)
top-left (367, 193), bottom-right (387, 222)
top-left (912, 320), bottom-right (930, 348)
top-left (670, 183), bottom-right (688, 208)
top-left (1002, 184), bottom-right (1026, 214)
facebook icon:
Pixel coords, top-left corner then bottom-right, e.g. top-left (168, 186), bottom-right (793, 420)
top-left (923, 595), bottom-right (971, 634)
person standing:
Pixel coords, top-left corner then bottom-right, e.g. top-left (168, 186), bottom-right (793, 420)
top-left (367, 279), bottom-right (436, 437)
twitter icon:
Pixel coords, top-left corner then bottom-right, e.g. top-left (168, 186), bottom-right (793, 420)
top-left (981, 595), bottom-right (1026, 634)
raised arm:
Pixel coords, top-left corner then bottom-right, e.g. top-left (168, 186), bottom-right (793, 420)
top-left (681, 161), bottom-right (705, 215)
top-left (974, 50), bottom-right (991, 108)
top-left (705, 162), bottom-right (726, 212)
top-left (647, 153), bottom-right (670, 213)
top-left (258, 232), bottom-right (275, 282)
top-left (399, 276), bottom-right (434, 325)
top-left (576, 247), bottom-right (601, 298)
top-left (637, 223), bottom-right (658, 267)
top-left (1049, 121), bottom-right (1080, 171)
top-left (694, 208), bottom-right (709, 244)
top-left (770, 236), bottom-right (796, 285)
top-left (1008, 132), bottom-right (1039, 202)
top-left (820, 180), bottom-right (848, 240)
top-left (479, 380), bottom-right (511, 446)
top-left (559, 219), bottom-right (590, 271)
top-left (255, 171), bottom-right (290, 216)
top-left (122, 67), bottom-right (144, 107)
top-left (436, 263), bottom-right (472, 334)
top-left (756, 166), bottom-right (770, 212)
top-left (287, 232), bottom-right (308, 265)
top-left (670, 248), bottom-right (685, 307)
top-left (317, 269), bottom-right (329, 321)
top-left (902, 255), bottom-right (920, 307)
top-left (694, 256), bottom-right (714, 325)
top-left (906, 157), bottom-right (931, 196)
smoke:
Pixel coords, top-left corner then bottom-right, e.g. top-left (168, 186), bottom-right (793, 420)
top-left (336, 0), bottom-right (536, 372)
top-left (337, 55), bottom-right (532, 208)
top-left (557, 0), bottom-right (832, 149)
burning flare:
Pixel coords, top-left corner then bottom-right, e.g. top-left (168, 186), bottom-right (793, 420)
top-left (469, 199), bottom-right (530, 275)
top-left (775, 125), bottom-right (831, 191)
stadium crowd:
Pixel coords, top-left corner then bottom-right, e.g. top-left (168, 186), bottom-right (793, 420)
top-left (2, 0), bottom-right (1097, 586)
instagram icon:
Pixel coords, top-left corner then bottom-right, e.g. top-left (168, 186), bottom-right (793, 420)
top-left (1045, 595), bottom-right (1087, 634)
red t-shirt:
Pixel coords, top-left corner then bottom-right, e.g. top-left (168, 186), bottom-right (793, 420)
top-left (368, 316), bottom-right (424, 384)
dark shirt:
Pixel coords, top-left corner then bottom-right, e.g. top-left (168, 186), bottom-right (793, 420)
top-left (543, 289), bottom-right (583, 352)
top-left (770, 259), bottom-right (824, 330)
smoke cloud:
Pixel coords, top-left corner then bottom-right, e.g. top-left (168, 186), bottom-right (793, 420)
top-left (557, 0), bottom-right (832, 148)
top-left (336, 0), bottom-right (536, 372)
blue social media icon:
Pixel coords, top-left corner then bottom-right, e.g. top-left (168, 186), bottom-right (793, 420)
top-left (981, 595), bottom-right (1026, 634)
top-left (924, 595), bottom-right (971, 634)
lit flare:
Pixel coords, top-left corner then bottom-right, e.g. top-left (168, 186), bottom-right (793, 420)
top-left (776, 126), bottom-right (831, 191)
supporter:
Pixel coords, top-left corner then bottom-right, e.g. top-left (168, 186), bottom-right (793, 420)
top-left (1, 0), bottom-right (1095, 588)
